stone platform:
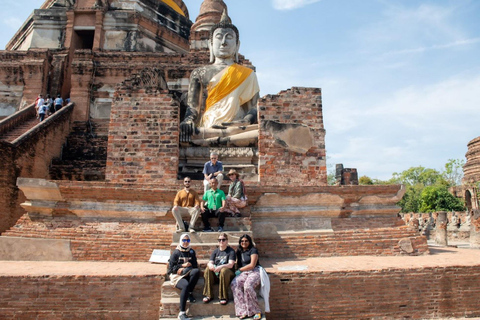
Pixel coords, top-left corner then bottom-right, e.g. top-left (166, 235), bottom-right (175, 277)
top-left (0, 246), bottom-right (479, 319)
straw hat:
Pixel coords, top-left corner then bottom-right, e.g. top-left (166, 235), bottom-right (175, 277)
top-left (227, 169), bottom-right (240, 178)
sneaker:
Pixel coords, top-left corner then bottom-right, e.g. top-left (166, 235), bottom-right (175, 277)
top-left (177, 313), bottom-right (191, 320)
top-left (217, 226), bottom-right (223, 232)
top-left (203, 228), bottom-right (213, 232)
top-left (188, 293), bottom-right (196, 303)
top-left (188, 228), bottom-right (196, 233)
top-left (175, 229), bottom-right (183, 233)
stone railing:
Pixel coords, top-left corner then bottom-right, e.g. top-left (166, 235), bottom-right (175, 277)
top-left (10, 103), bottom-right (74, 146)
top-left (0, 103), bottom-right (36, 136)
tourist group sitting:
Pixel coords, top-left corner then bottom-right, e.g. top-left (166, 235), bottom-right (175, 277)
top-left (168, 233), bottom-right (268, 320)
top-left (172, 152), bottom-right (247, 233)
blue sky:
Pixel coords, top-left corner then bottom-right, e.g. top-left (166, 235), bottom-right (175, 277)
top-left (1, 0), bottom-right (480, 180)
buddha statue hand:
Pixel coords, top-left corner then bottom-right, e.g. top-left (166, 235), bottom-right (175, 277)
top-left (180, 118), bottom-right (196, 142)
top-left (221, 110), bottom-right (257, 127)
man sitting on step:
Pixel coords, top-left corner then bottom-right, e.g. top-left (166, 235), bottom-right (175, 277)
top-left (201, 177), bottom-right (226, 232)
top-left (172, 176), bottom-right (201, 233)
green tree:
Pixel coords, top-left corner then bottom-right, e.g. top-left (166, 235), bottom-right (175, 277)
top-left (359, 175), bottom-right (374, 185)
top-left (419, 185), bottom-right (465, 212)
top-left (397, 184), bottom-right (423, 213)
top-left (389, 166), bottom-right (447, 186)
top-left (391, 165), bottom-right (462, 213)
top-left (442, 158), bottom-right (465, 186)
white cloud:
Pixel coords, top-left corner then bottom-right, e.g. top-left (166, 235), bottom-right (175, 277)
top-left (382, 37), bottom-right (480, 57)
top-left (271, 0), bottom-right (321, 11)
top-left (355, 3), bottom-right (467, 55)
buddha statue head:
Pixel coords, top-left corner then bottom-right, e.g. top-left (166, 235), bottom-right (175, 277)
top-left (209, 10), bottom-right (240, 63)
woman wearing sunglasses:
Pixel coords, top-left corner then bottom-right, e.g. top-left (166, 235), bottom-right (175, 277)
top-left (203, 232), bottom-right (236, 305)
top-left (167, 234), bottom-right (200, 320)
top-left (231, 234), bottom-right (262, 320)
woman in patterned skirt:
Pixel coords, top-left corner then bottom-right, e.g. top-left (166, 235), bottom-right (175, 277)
top-left (231, 234), bottom-right (262, 319)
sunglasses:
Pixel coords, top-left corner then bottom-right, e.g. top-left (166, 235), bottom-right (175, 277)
top-left (182, 239), bottom-right (191, 242)
top-left (217, 238), bottom-right (227, 242)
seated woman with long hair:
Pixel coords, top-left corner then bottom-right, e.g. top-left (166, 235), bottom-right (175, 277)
top-left (167, 233), bottom-right (200, 320)
top-left (230, 234), bottom-right (262, 320)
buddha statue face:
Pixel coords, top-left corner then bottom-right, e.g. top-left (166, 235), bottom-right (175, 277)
top-left (211, 27), bottom-right (238, 61)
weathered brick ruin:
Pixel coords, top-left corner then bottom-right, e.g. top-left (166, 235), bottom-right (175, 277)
top-left (1, 0), bottom-right (479, 319)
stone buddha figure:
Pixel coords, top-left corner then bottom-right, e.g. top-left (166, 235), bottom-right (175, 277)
top-left (180, 11), bottom-right (260, 146)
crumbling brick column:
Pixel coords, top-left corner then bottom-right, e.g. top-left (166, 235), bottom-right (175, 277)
top-left (258, 87), bottom-right (327, 186)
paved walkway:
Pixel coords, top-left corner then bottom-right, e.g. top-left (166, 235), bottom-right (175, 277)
top-left (1, 245), bottom-right (479, 276)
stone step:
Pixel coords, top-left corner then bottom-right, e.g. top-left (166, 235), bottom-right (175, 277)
top-left (161, 315), bottom-right (266, 319)
top-left (0, 116), bottom-right (39, 142)
top-left (179, 218), bottom-right (252, 233)
top-left (172, 231), bottom-right (253, 244)
top-left (161, 285), bottom-right (265, 318)
top-left (162, 278), bottom-right (235, 300)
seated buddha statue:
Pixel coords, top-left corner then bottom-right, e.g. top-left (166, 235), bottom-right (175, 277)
top-left (180, 11), bottom-right (260, 147)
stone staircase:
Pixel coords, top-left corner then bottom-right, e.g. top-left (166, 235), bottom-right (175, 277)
top-left (160, 278), bottom-right (266, 319)
top-left (0, 116), bottom-right (39, 143)
top-left (162, 209), bottom-right (266, 320)
top-left (49, 119), bottom-right (108, 181)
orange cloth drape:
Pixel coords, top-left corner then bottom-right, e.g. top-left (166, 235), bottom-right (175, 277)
top-left (205, 64), bottom-right (253, 112)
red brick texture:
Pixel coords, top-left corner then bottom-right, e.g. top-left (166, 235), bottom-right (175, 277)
top-left (3, 214), bottom-right (175, 261)
top-left (267, 266), bottom-right (480, 319)
top-left (258, 87), bottom-right (327, 186)
top-left (106, 89), bottom-right (179, 184)
top-left (256, 227), bottom-right (428, 259)
top-left (0, 275), bottom-right (163, 319)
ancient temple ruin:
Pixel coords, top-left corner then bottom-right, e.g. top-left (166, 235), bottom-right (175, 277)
top-left (1, 0), bottom-right (480, 319)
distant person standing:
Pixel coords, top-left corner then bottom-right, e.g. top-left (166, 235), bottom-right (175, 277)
top-left (54, 94), bottom-right (63, 112)
top-left (45, 94), bottom-right (54, 115)
top-left (38, 101), bottom-right (48, 122)
top-left (35, 94), bottom-right (44, 118)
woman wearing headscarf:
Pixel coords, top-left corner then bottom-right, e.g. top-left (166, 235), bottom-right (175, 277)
top-left (224, 169), bottom-right (247, 217)
top-left (231, 234), bottom-right (262, 320)
top-left (167, 233), bottom-right (200, 320)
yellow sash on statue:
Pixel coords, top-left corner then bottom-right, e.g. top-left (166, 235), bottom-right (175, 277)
top-left (160, 0), bottom-right (185, 17)
top-left (205, 64), bottom-right (253, 113)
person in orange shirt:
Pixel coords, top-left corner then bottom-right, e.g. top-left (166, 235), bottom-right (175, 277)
top-left (172, 177), bottom-right (201, 233)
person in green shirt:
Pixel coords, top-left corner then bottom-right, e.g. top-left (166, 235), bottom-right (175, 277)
top-left (201, 178), bottom-right (226, 232)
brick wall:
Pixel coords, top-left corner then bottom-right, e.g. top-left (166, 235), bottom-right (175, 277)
top-left (106, 89), bottom-right (179, 184)
top-left (0, 274), bottom-right (163, 319)
top-left (3, 213), bottom-right (175, 261)
top-left (256, 227), bottom-right (428, 259)
top-left (267, 265), bottom-right (480, 319)
top-left (258, 87), bottom-right (327, 186)
top-left (0, 49), bottom-right (51, 111)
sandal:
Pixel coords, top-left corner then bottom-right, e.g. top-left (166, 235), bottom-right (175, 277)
top-left (202, 296), bottom-right (212, 303)
top-left (253, 313), bottom-right (262, 320)
top-left (220, 299), bottom-right (228, 305)
top-left (239, 316), bottom-right (247, 319)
